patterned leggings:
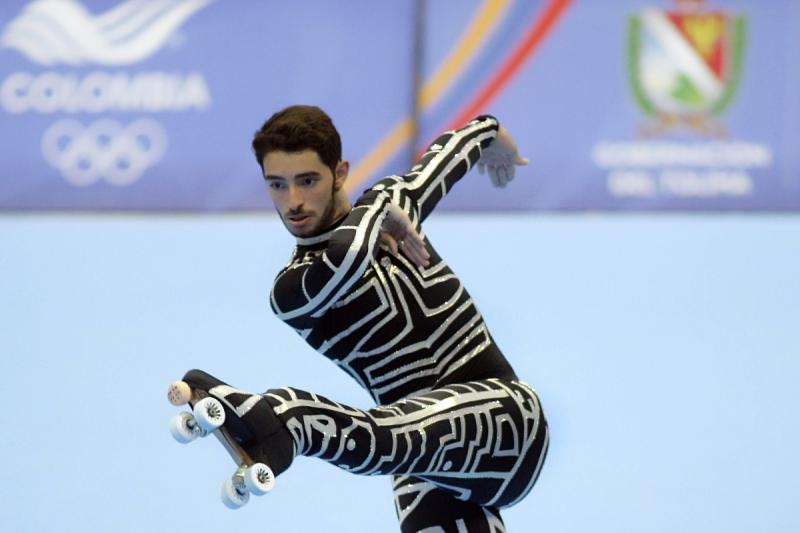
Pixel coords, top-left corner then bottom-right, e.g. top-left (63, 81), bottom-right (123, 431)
top-left (265, 379), bottom-right (549, 532)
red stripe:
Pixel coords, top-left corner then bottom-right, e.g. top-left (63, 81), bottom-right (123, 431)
top-left (446, 0), bottom-right (573, 130)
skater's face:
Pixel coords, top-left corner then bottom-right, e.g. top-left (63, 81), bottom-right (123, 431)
top-left (263, 149), bottom-right (350, 237)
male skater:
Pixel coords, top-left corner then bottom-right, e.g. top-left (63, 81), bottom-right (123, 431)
top-left (180, 106), bottom-right (548, 532)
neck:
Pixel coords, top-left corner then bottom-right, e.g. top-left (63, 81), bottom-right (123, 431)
top-left (295, 193), bottom-right (352, 245)
top-left (331, 189), bottom-right (352, 220)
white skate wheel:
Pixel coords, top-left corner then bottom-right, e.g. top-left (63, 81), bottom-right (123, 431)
top-left (220, 478), bottom-right (249, 509)
top-left (193, 397), bottom-right (225, 431)
top-left (167, 381), bottom-right (192, 406)
top-left (169, 412), bottom-right (198, 444)
top-left (244, 463), bottom-right (275, 495)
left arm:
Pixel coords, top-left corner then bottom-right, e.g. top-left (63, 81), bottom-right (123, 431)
top-left (372, 116), bottom-right (528, 223)
top-left (375, 115), bottom-right (499, 223)
top-left (372, 116), bottom-right (528, 267)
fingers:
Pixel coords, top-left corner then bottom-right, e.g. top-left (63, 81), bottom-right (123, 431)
top-left (381, 201), bottom-right (430, 267)
top-left (488, 164), bottom-right (515, 188)
top-left (489, 165), bottom-right (501, 187)
top-left (479, 139), bottom-right (530, 187)
top-left (498, 166), bottom-right (509, 186)
top-left (381, 232), bottom-right (399, 256)
top-left (507, 164), bottom-right (516, 183)
top-left (399, 232), bottom-right (430, 267)
top-left (381, 227), bottom-right (429, 267)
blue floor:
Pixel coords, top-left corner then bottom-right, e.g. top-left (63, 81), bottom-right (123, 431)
top-left (1, 213), bottom-right (798, 532)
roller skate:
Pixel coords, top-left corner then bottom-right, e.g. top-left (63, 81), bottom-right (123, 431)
top-left (167, 369), bottom-right (294, 509)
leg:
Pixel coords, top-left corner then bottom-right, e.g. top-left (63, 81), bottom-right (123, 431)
top-left (179, 370), bottom-right (548, 509)
top-left (393, 475), bottom-right (506, 533)
top-left (265, 379), bottom-right (549, 508)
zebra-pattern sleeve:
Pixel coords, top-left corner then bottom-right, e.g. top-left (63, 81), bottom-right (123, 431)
top-left (372, 115), bottom-right (499, 222)
top-left (270, 189), bottom-right (392, 329)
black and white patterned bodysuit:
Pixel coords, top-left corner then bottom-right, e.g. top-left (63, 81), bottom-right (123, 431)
top-left (267, 116), bottom-right (549, 532)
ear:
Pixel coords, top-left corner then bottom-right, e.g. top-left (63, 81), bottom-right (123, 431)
top-left (333, 160), bottom-right (349, 191)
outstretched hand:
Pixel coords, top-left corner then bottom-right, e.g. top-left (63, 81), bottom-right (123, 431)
top-left (477, 125), bottom-right (529, 188)
top-left (381, 203), bottom-right (430, 267)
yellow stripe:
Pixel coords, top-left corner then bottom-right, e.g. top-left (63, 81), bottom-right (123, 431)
top-left (345, 118), bottom-right (413, 194)
top-left (419, 0), bottom-right (511, 108)
top-left (346, 0), bottom-right (510, 193)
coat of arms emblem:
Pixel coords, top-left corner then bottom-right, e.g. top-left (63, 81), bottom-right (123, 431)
top-left (628, 0), bottom-right (745, 135)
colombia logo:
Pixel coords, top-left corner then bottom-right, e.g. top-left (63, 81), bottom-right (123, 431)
top-left (628, 0), bottom-right (746, 136)
top-left (1, 0), bottom-right (210, 66)
top-left (0, 0), bottom-right (212, 189)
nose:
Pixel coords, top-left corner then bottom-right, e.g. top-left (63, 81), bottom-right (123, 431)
top-left (286, 183), bottom-right (304, 211)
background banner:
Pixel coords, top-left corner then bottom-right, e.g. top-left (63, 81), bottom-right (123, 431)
top-left (1, 0), bottom-right (798, 211)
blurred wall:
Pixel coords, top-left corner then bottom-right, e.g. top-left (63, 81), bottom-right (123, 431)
top-left (1, 0), bottom-right (798, 211)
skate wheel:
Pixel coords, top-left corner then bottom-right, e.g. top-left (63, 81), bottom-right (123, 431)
top-left (167, 381), bottom-right (192, 406)
top-left (220, 477), bottom-right (249, 509)
top-left (244, 463), bottom-right (275, 495)
top-left (169, 412), bottom-right (198, 444)
top-left (192, 397), bottom-right (226, 431)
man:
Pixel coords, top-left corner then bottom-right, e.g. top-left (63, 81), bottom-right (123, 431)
top-left (179, 106), bottom-right (548, 532)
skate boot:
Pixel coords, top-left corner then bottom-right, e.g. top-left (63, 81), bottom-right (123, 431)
top-left (167, 369), bottom-right (295, 509)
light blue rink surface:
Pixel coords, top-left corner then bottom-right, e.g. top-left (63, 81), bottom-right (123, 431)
top-left (1, 213), bottom-right (798, 533)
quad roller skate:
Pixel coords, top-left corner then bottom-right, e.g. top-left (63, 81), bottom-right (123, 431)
top-left (167, 372), bottom-right (278, 509)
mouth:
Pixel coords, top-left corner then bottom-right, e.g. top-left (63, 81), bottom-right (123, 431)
top-left (285, 213), bottom-right (312, 226)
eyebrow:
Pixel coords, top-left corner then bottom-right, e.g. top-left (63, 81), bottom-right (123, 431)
top-left (264, 171), bottom-right (321, 180)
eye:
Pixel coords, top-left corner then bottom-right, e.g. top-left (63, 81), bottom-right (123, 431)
top-left (268, 181), bottom-right (286, 190)
top-left (300, 176), bottom-right (317, 187)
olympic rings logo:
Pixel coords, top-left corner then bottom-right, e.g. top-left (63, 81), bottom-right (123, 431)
top-left (41, 118), bottom-right (167, 186)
